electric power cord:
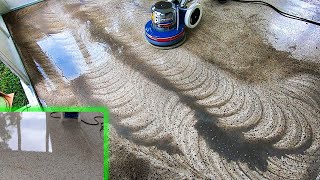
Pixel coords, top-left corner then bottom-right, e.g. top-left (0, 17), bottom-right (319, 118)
top-left (227, 0), bottom-right (320, 26)
top-left (50, 112), bottom-right (61, 118)
top-left (50, 112), bottom-right (104, 139)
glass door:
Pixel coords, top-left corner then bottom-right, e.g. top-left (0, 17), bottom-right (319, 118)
top-left (0, 16), bottom-right (30, 84)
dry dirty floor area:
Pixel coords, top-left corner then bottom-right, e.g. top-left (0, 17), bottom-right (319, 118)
top-left (3, 0), bottom-right (320, 179)
top-left (0, 112), bottom-right (103, 179)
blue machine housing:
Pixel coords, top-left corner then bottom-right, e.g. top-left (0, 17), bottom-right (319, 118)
top-left (64, 112), bottom-right (79, 119)
top-left (145, 21), bottom-right (185, 47)
top-left (145, 8), bottom-right (187, 48)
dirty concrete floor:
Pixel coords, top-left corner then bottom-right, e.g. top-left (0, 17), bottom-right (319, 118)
top-left (3, 0), bottom-right (320, 179)
top-left (0, 112), bottom-right (103, 179)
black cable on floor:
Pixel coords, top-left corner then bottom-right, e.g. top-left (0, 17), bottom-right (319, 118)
top-left (94, 116), bottom-right (104, 139)
top-left (49, 112), bottom-right (104, 138)
top-left (50, 112), bottom-right (61, 118)
top-left (94, 116), bottom-right (104, 132)
top-left (81, 118), bottom-right (100, 126)
top-left (231, 0), bottom-right (320, 26)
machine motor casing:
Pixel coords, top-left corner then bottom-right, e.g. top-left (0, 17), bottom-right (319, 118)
top-left (145, 0), bottom-right (202, 49)
top-left (151, 1), bottom-right (177, 31)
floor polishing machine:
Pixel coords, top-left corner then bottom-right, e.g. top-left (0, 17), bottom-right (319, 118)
top-left (145, 0), bottom-right (203, 49)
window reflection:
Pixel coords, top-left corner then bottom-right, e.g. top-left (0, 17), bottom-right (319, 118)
top-left (0, 112), bottom-right (52, 152)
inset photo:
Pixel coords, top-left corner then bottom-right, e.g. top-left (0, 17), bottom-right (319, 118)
top-left (0, 110), bottom-right (107, 179)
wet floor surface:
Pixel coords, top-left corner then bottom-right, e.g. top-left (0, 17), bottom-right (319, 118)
top-left (3, 0), bottom-right (320, 179)
top-left (0, 112), bottom-right (103, 179)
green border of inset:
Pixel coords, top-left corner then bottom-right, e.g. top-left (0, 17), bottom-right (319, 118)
top-left (0, 106), bottom-right (109, 180)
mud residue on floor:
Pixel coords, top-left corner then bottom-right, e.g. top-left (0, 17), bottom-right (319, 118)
top-left (3, 0), bottom-right (320, 179)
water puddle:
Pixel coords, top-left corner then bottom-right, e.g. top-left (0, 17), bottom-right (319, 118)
top-left (0, 112), bottom-right (52, 152)
top-left (37, 30), bottom-right (87, 81)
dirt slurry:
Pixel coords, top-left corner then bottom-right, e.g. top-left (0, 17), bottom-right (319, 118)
top-left (4, 0), bottom-right (320, 179)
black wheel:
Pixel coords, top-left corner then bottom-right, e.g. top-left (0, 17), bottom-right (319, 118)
top-left (184, 3), bottom-right (202, 28)
top-left (190, 8), bottom-right (201, 26)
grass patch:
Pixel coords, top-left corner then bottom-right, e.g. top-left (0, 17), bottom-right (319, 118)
top-left (0, 61), bottom-right (28, 108)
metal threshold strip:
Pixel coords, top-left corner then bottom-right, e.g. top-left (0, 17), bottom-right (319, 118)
top-left (0, 0), bottom-right (44, 15)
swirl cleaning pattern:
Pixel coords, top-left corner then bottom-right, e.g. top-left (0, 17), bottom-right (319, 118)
top-left (3, 0), bottom-right (320, 179)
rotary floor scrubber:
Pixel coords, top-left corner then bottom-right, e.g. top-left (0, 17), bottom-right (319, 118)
top-left (145, 0), bottom-right (203, 49)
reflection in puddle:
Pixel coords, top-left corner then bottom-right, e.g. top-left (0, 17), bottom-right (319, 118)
top-left (0, 112), bottom-right (52, 152)
top-left (34, 60), bottom-right (56, 91)
top-left (37, 31), bottom-right (86, 80)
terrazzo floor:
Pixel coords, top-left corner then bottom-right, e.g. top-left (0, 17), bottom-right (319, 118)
top-left (2, 0), bottom-right (320, 179)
